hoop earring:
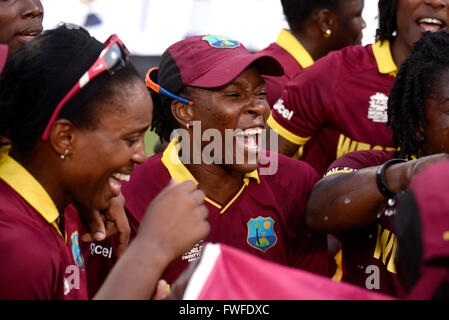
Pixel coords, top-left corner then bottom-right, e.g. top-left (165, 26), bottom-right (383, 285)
top-left (324, 29), bottom-right (332, 38)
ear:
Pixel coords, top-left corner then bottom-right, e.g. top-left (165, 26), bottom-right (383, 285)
top-left (48, 119), bottom-right (76, 158)
top-left (412, 124), bottom-right (425, 142)
top-left (171, 100), bottom-right (194, 129)
top-left (315, 8), bottom-right (336, 36)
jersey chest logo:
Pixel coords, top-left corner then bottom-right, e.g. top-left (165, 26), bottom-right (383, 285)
top-left (71, 231), bottom-right (85, 270)
top-left (367, 92), bottom-right (389, 123)
top-left (246, 217), bottom-right (277, 252)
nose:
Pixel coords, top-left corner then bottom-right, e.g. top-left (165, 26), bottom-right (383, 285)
top-left (246, 93), bottom-right (270, 117)
top-left (20, 0), bottom-right (44, 19)
top-left (131, 138), bottom-right (147, 164)
top-left (361, 17), bottom-right (367, 30)
top-left (424, 0), bottom-right (447, 9)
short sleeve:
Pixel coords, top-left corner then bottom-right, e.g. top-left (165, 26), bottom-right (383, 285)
top-left (325, 149), bottom-right (395, 176)
top-left (268, 52), bottom-right (341, 145)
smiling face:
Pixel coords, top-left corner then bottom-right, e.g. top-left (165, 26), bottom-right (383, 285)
top-left (396, 0), bottom-right (449, 51)
top-left (68, 79), bottom-right (153, 211)
top-left (332, 0), bottom-right (366, 46)
top-left (419, 69), bottom-right (449, 156)
top-left (188, 67), bottom-right (269, 173)
top-left (0, 0), bottom-right (43, 57)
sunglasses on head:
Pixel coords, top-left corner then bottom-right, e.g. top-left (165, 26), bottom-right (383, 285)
top-left (145, 67), bottom-right (194, 106)
top-left (41, 34), bottom-right (129, 141)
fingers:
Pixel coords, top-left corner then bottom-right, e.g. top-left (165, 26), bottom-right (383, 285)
top-left (152, 279), bottom-right (170, 300)
top-left (102, 194), bottom-right (131, 257)
top-left (81, 208), bottom-right (106, 243)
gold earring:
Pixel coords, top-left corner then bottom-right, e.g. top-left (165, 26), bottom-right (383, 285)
top-left (60, 149), bottom-right (69, 160)
top-left (324, 29), bottom-right (332, 38)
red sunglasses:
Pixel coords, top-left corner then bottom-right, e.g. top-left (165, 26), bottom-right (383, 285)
top-left (41, 34), bottom-right (129, 140)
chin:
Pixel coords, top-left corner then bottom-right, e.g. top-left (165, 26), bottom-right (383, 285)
top-left (232, 162), bottom-right (259, 174)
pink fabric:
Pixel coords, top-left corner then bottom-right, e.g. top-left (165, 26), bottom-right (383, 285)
top-left (195, 244), bottom-right (395, 300)
top-left (0, 45), bottom-right (7, 73)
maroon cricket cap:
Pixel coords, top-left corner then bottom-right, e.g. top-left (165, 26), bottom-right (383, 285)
top-left (154, 34), bottom-right (283, 94)
top-left (0, 45), bottom-right (7, 73)
top-left (396, 160), bottom-right (449, 299)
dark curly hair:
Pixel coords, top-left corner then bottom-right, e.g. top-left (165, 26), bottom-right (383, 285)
top-left (387, 31), bottom-right (449, 159)
top-left (280, 0), bottom-right (341, 33)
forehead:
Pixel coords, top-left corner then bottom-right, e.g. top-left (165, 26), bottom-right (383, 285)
top-left (97, 82), bottom-right (153, 128)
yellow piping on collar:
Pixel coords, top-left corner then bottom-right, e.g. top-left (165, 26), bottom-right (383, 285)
top-left (0, 152), bottom-right (62, 236)
top-left (372, 40), bottom-right (398, 77)
top-left (276, 29), bottom-right (314, 69)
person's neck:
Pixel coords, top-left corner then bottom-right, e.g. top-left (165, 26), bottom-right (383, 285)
top-left (292, 30), bottom-right (329, 61)
top-left (390, 36), bottom-right (412, 70)
top-left (10, 148), bottom-right (70, 214)
top-left (184, 162), bottom-right (245, 205)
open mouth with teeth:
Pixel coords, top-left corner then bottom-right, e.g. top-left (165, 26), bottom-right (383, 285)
top-left (108, 173), bottom-right (131, 196)
top-left (417, 17), bottom-right (446, 32)
top-left (234, 127), bottom-right (263, 153)
top-left (15, 30), bottom-right (42, 43)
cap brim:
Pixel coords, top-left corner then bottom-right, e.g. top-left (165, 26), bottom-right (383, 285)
top-left (0, 45), bottom-right (7, 73)
top-left (188, 53), bottom-right (284, 89)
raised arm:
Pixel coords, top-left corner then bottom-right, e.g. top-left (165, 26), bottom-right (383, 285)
top-left (306, 153), bottom-right (449, 234)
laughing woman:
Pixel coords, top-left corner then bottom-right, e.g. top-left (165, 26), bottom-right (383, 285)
top-left (87, 35), bottom-right (330, 294)
top-left (0, 25), bottom-right (209, 300)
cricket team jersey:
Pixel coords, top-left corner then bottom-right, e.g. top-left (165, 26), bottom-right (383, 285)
top-left (325, 150), bottom-right (407, 297)
top-left (86, 139), bottom-right (328, 292)
top-left (258, 29), bottom-right (314, 107)
top-left (0, 152), bottom-right (88, 300)
top-left (268, 41), bottom-right (398, 176)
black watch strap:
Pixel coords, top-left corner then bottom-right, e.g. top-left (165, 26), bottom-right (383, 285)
top-left (376, 158), bottom-right (407, 199)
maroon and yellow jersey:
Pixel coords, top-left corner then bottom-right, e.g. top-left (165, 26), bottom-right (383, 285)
top-left (268, 41), bottom-right (398, 176)
top-left (86, 139), bottom-right (328, 292)
top-left (326, 150), bottom-right (407, 297)
top-left (0, 152), bottom-right (88, 300)
top-left (258, 29), bottom-right (314, 107)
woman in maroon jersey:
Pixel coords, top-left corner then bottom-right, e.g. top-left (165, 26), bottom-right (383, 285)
top-left (0, 24), bottom-right (209, 300)
top-left (259, 0), bottom-right (366, 107)
top-left (306, 30), bottom-right (449, 297)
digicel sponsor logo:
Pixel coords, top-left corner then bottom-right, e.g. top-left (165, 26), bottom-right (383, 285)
top-left (273, 99), bottom-right (294, 121)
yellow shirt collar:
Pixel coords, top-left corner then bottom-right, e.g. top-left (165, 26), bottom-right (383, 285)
top-left (0, 149), bottom-right (62, 235)
top-left (161, 138), bottom-right (260, 185)
top-left (372, 40), bottom-right (398, 77)
top-left (276, 29), bottom-right (314, 69)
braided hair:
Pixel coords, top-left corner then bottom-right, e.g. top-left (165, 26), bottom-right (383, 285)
top-left (387, 31), bottom-right (449, 159)
top-left (280, 0), bottom-right (341, 33)
top-left (376, 0), bottom-right (398, 42)
top-left (0, 25), bottom-right (140, 156)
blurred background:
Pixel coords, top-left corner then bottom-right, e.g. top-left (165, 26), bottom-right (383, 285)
top-left (41, 0), bottom-right (380, 155)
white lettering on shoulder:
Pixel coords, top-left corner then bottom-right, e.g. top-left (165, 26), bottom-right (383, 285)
top-left (273, 99), bottom-right (294, 121)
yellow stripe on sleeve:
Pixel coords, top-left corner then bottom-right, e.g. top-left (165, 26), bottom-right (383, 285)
top-left (267, 114), bottom-right (310, 146)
